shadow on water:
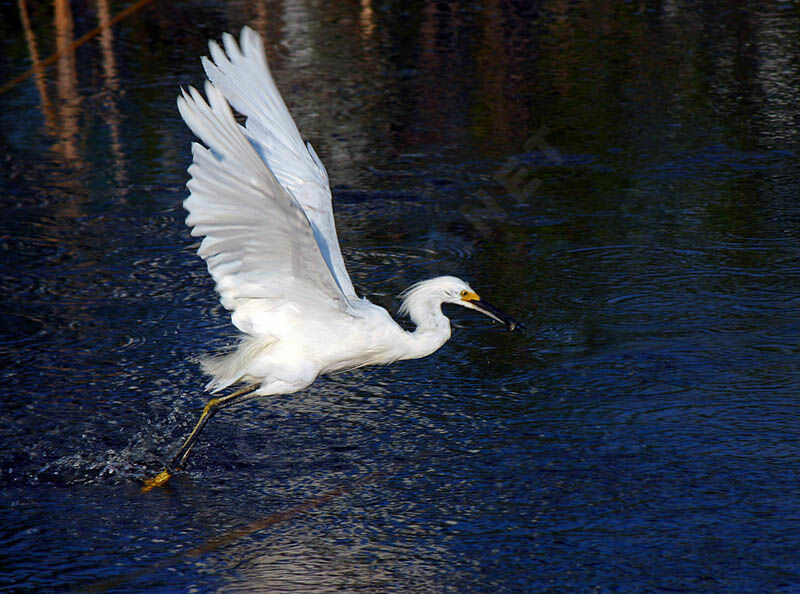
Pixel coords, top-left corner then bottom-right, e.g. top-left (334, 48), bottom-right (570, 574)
top-left (1, 0), bottom-right (800, 591)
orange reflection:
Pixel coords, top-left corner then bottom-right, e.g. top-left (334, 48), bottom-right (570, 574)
top-left (53, 0), bottom-right (82, 163)
top-left (359, 0), bottom-right (375, 41)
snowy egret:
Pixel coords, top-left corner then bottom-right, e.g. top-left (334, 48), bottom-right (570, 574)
top-left (143, 27), bottom-right (521, 491)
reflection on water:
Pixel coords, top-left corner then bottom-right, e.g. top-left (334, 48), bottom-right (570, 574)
top-left (1, 0), bottom-right (800, 591)
top-left (18, 0), bottom-right (56, 131)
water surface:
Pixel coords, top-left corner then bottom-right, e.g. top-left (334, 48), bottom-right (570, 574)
top-left (1, 0), bottom-right (799, 591)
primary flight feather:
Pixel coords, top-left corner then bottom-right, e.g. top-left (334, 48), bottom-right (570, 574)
top-left (143, 26), bottom-right (521, 491)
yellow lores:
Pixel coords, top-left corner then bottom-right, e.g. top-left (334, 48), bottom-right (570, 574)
top-left (142, 28), bottom-right (521, 491)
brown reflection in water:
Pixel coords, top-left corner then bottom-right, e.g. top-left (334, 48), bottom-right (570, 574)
top-left (15, 0), bottom-right (151, 176)
top-left (226, 0), bottom-right (285, 54)
top-left (396, 1), bottom-right (541, 155)
top-left (474, 0), bottom-right (515, 150)
top-left (14, 0), bottom-right (136, 336)
top-left (250, 0), bottom-right (271, 38)
top-left (18, 0), bottom-right (56, 131)
top-left (412, 2), bottom-right (464, 147)
top-left (359, 0), bottom-right (375, 41)
top-left (53, 0), bottom-right (82, 164)
top-left (96, 0), bottom-right (128, 190)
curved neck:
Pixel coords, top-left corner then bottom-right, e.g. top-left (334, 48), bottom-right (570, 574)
top-left (398, 300), bottom-right (451, 361)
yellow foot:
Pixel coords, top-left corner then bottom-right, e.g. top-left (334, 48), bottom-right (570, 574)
top-left (141, 469), bottom-right (172, 493)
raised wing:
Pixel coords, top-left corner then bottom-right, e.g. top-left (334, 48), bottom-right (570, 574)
top-left (200, 26), bottom-right (357, 299)
top-left (178, 81), bottom-right (348, 322)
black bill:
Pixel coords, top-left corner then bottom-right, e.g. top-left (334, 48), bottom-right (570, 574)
top-left (468, 298), bottom-right (524, 332)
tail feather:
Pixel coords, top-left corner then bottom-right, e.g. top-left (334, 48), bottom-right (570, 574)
top-left (200, 335), bottom-right (275, 393)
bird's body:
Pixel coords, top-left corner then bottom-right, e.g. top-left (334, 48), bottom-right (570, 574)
top-left (202, 294), bottom-right (450, 396)
top-left (142, 27), bottom-right (519, 490)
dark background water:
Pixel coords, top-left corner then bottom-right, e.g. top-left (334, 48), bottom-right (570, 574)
top-left (1, 0), bottom-right (799, 591)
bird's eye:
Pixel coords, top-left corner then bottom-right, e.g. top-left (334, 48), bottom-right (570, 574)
top-left (460, 290), bottom-right (468, 297)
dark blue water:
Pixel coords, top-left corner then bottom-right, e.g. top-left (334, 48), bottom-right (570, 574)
top-left (2, 1), bottom-right (800, 591)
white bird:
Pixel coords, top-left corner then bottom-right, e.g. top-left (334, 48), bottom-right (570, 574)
top-left (143, 27), bottom-right (521, 491)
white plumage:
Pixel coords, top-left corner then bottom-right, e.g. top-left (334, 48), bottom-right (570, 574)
top-left (143, 27), bottom-right (520, 489)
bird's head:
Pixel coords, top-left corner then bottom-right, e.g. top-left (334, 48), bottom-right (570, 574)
top-left (399, 276), bottom-right (523, 332)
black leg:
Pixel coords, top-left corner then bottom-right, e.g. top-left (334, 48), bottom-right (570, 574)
top-left (142, 384), bottom-right (260, 492)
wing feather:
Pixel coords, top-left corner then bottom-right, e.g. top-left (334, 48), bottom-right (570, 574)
top-left (178, 81), bottom-right (347, 322)
top-left (200, 26), bottom-right (357, 299)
